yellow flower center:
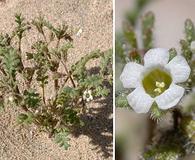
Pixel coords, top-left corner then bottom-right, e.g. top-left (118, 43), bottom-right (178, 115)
top-left (142, 68), bottom-right (172, 97)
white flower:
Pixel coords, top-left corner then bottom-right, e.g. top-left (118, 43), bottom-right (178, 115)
top-left (8, 96), bottom-right (14, 102)
top-left (83, 90), bottom-right (93, 102)
top-left (35, 109), bottom-right (39, 114)
top-left (120, 48), bottom-right (191, 113)
top-left (76, 28), bottom-right (82, 37)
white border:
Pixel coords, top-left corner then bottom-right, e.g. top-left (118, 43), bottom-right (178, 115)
top-left (113, 0), bottom-right (116, 159)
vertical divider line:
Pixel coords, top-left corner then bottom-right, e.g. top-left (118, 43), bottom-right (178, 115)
top-left (113, 0), bottom-right (116, 159)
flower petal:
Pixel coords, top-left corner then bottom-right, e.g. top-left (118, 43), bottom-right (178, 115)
top-left (166, 55), bottom-right (191, 83)
top-left (120, 62), bottom-right (143, 88)
top-left (127, 87), bottom-right (154, 113)
top-left (144, 48), bottom-right (169, 67)
top-left (155, 84), bottom-right (185, 110)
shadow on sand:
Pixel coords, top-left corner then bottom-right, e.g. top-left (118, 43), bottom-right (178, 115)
top-left (72, 66), bottom-right (113, 158)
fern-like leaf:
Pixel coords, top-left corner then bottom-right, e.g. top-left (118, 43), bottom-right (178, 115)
top-left (54, 129), bottom-right (70, 150)
top-left (1, 47), bottom-right (21, 78)
top-left (24, 90), bottom-right (41, 109)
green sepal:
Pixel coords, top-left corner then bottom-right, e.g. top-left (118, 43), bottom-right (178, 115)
top-left (116, 93), bottom-right (129, 108)
top-left (168, 48), bottom-right (177, 62)
top-left (150, 103), bottom-right (167, 122)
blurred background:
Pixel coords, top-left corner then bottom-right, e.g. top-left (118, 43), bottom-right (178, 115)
top-left (115, 0), bottom-right (195, 160)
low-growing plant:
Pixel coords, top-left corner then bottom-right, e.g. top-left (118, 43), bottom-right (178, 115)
top-left (0, 14), bottom-right (112, 149)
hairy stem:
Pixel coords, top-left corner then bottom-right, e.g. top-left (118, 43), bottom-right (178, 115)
top-left (51, 43), bottom-right (76, 88)
top-left (56, 39), bottom-right (60, 48)
top-left (145, 116), bottom-right (156, 147)
top-left (18, 38), bottom-right (22, 53)
top-left (43, 33), bottom-right (47, 43)
top-left (172, 109), bottom-right (182, 130)
top-left (42, 84), bottom-right (46, 105)
top-left (54, 79), bottom-right (59, 91)
top-left (61, 60), bottom-right (76, 87)
top-left (14, 86), bottom-right (32, 114)
top-left (81, 97), bottom-right (86, 113)
top-left (54, 39), bottom-right (60, 93)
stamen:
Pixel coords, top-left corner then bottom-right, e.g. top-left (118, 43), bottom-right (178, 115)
top-left (156, 81), bottom-right (165, 88)
top-left (154, 88), bottom-right (162, 94)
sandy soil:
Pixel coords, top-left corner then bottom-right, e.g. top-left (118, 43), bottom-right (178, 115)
top-left (0, 0), bottom-right (113, 160)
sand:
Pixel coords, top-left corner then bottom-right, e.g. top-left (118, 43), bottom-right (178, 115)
top-left (0, 0), bottom-right (113, 160)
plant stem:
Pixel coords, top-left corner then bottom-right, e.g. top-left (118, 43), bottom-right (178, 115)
top-left (42, 31), bottom-right (48, 44)
top-left (17, 36), bottom-right (25, 71)
top-left (61, 60), bottom-right (76, 87)
top-left (81, 97), bottom-right (86, 113)
top-left (145, 117), bottom-right (156, 146)
top-left (54, 79), bottom-right (59, 91)
top-left (53, 39), bottom-right (60, 93)
top-left (18, 38), bottom-right (22, 53)
top-left (14, 86), bottom-right (33, 114)
top-left (42, 84), bottom-right (46, 105)
top-left (172, 109), bottom-right (182, 130)
top-left (56, 39), bottom-right (60, 48)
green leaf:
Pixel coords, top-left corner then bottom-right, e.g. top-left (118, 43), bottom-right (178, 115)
top-left (80, 75), bottom-right (103, 89)
top-left (54, 129), bottom-right (70, 150)
top-left (17, 113), bottom-right (34, 124)
top-left (115, 36), bottom-right (126, 63)
top-left (0, 34), bottom-right (11, 47)
top-left (126, 0), bottom-right (151, 26)
top-left (185, 19), bottom-right (195, 43)
top-left (14, 13), bottom-right (30, 40)
top-left (32, 16), bottom-right (47, 34)
top-left (100, 49), bottom-right (112, 75)
top-left (36, 67), bottom-right (48, 85)
top-left (1, 47), bottom-right (21, 78)
top-left (57, 87), bottom-right (79, 105)
top-left (95, 86), bottom-right (110, 97)
top-left (24, 90), bottom-right (41, 109)
top-left (48, 24), bottom-right (72, 41)
top-left (142, 11), bottom-right (155, 50)
top-left (53, 42), bottom-right (73, 61)
top-left (23, 67), bottom-right (35, 83)
top-left (71, 50), bottom-right (101, 80)
top-left (123, 24), bottom-right (138, 49)
top-left (63, 107), bottom-right (80, 125)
